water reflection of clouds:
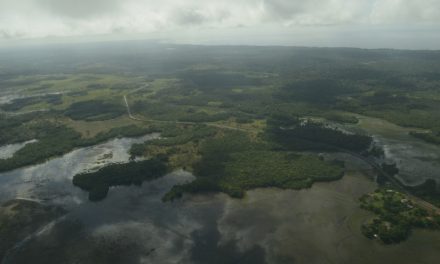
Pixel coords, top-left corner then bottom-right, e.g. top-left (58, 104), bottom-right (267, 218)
top-left (0, 139), bottom-right (38, 159)
top-left (12, 171), bottom-right (204, 263)
top-left (375, 136), bottom-right (440, 185)
top-left (6, 160), bottom-right (440, 263)
top-left (80, 172), bottom-right (200, 263)
top-left (0, 134), bottom-right (160, 205)
top-left (358, 117), bottom-right (440, 186)
top-left (92, 221), bottom-right (194, 264)
top-left (5, 123), bottom-right (440, 263)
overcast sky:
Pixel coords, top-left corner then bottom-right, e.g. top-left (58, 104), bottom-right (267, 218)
top-left (1, 0), bottom-right (439, 49)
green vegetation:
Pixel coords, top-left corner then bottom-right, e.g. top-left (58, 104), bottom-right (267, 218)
top-left (410, 131), bottom-right (440, 145)
top-left (79, 125), bottom-right (158, 146)
top-left (1, 43), bottom-right (440, 212)
top-left (179, 70), bottom-right (262, 90)
top-left (129, 124), bottom-right (217, 169)
top-left (266, 117), bottom-right (372, 152)
top-left (223, 151), bottom-right (343, 190)
top-left (64, 100), bottom-right (125, 121)
top-left (0, 94), bottom-right (62, 112)
top-left (133, 124), bottom-right (216, 149)
top-left (277, 79), bottom-right (348, 105)
top-left (360, 189), bottom-right (440, 244)
top-left (2, 44), bottom-right (440, 136)
top-left (163, 132), bottom-right (344, 201)
top-left (0, 122), bottom-right (82, 172)
top-left (72, 158), bottom-right (168, 201)
top-left (322, 112), bottom-right (359, 124)
top-left (0, 112), bottom-right (49, 145)
top-left (131, 100), bottom-right (233, 123)
top-left (0, 121), bottom-right (156, 173)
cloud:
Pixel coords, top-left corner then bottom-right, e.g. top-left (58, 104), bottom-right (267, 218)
top-left (174, 9), bottom-right (208, 26)
top-left (261, 0), bottom-right (373, 25)
top-left (0, 0), bottom-right (439, 48)
top-left (39, 0), bottom-right (123, 18)
top-left (371, 0), bottom-right (440, 23)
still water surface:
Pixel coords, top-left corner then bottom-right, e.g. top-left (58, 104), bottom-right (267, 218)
top-left (355, 116), bottom-right (440, 185)
top-left (1, 132), bottom-right (440, 264)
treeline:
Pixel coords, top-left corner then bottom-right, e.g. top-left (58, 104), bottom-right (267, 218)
top-left (177, 112), bottom-right (231, 123)
top-left (130, 124), bottom-right (217, 158)
top-left (266, 117), bottom-right (372, 153)
top-left (410, 131), bottom-right (440, 145)
top-left (361, 91), bottom-right (409, 106)
top-left (179, 70), bottom-right (262, 90)
top-left (131, 100), bottom-right (232, 123)
top-left (163, 132), bottom-right (344, 201)
top-left (64, 100), bottom-right (125, 121)
top-left (322, 112), bottom-right (358, 124)
top-left (0, 94), bottom-right (62, 112)
top-left (0, 123), bottom-right (157, 172)
top-left (80, 125), bottom-right (158, 147)
top-left (336, 92), bottom-right (440, 131)
top-left (73, 158), bottom-right (168, 201)
top-left (0, 112), bottom-right (47, 145)
top-left (0, 124), bottom-right (81, 172)
top-left (276, 79), bottom-right (348, 105)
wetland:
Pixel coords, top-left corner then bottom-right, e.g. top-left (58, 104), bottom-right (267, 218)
top-left (1, 42), bottom-right (440, 263)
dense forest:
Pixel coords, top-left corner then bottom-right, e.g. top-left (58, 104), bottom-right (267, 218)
top-left (64, 100), bottom-right (126, 121)
top-left (360, 189), bottom-right (440, 244)
top-left (266, 117), bottom-right (372, 153)
top-left (73, 158), bottom-right (168, 201)
top-left (163, 131), bottom-right (344, 201)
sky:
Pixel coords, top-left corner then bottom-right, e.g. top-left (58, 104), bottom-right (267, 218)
top-left (0, 0), bottom-right (440, 49)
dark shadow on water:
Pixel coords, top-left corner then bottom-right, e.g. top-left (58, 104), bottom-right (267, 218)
top-left (6, 206), bottom-right (267, 264)
top-left (7, 219), bottom-right (154, 264)
top-left (190, 205), bottom-right (267, 264)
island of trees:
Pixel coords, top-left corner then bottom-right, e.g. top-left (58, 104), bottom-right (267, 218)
top-left (72, 158), bottom-right (168, 201)
top-left (360, 189), bottom-right (440, 244)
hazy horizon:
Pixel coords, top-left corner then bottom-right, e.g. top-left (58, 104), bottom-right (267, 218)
top-left (1, 0), bottom-right (440, 50)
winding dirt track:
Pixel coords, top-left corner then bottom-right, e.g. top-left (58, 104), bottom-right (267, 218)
top-left (123, 95), bottom-right (251, 132)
